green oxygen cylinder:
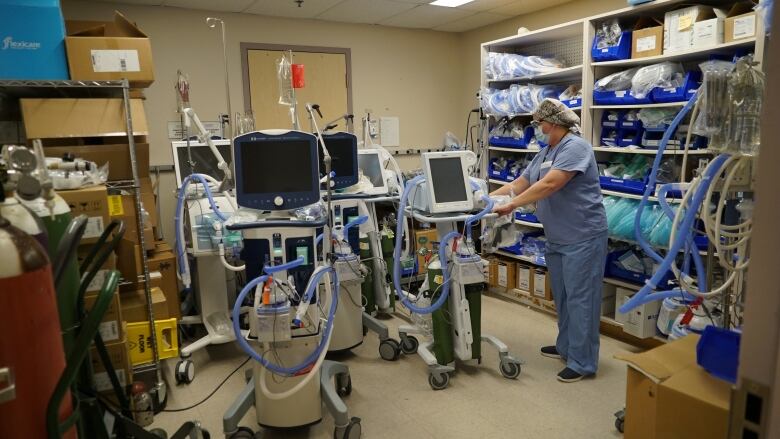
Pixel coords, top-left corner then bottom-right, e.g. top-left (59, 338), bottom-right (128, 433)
top-left (380, 228), bottom-right (396, 308)
top-left (21, 194), bottom-right (79, 354)
top-left (359, 235), bottom-right (376, 315)
top-left (465, 282), bottom-right (483, 360)
top-left (427, 260), bottom-right (454, 366)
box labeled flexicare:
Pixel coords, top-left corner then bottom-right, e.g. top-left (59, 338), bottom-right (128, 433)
top-left (0, 0), bottom-right (69, 80)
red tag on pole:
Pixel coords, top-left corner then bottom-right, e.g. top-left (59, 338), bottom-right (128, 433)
top-left (292, 64), bottom-right (305, 88)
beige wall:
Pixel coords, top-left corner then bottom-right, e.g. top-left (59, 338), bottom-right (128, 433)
top-left (61, 0), bottom-right (465, 242)
top-left (456, 0), bottom-right (626, 125)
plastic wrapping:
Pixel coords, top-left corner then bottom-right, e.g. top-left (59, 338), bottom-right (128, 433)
top-left (596, 19), bottom-right (623, 49)
top-left (489, 117), bottom-right (525, 140)
top-left (559, 85), bottom-right (582, 101)
top-left (728, 55), bottom-right (765, 155)
top-left (756, 0), bottom-right (774, 35)
top-left (482, 85), bottom-right (563, 115)
top-left (631, 62), bottom-right (683, 99)
top-left (638, 108), bottom-right (677, 127)
top-left (595, 67), bottom-right (639, 91)
top-left (443, 131), bottom-right (462, 150)
top-left (277, 54), bottom-right (294, 106)
top-left (292, 200), bottom-right (328, 222)
top-left (693, 60), bottom-right (735, 141)
top-left (484, 52), bottom-right (566, 80)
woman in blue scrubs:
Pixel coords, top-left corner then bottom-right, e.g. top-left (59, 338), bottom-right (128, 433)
top-left (490, 99), bottom-right (608, 383)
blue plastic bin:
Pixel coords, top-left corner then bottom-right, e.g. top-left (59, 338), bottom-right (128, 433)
top-left (515, 211), bottom-right (540, 223)
top-left (601, 127), bottom-right (621, 147)
top-left (651, 71), bottom-right (702, 103)
top-left (605, 250), bottom-right (676, 288)
top-left (697, 326), bottom-right (741, 384)
top-left (0, 0), bottom-right (70, 80)
top-left (619, 128), bottom-right (644, 147)
top-left (489, 158), bottom-right (513, 181)
top-left (594, 88), bottom-right (653, 105)
top-left (602, 110), bottom-right (623, 128)
top-left (489, 136), bottom-right (527, 149)
top-left (563, 97), bottom-right (582, 109)
top-left (599, 175), bottom-right (646, 194)
top-left (592, 31), bottom-right (632, 62)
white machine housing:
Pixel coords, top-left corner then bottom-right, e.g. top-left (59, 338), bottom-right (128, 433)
top-left (417, 151), bottom-right (476, 214)
top-left (356, 149), bottom-right (389, 196)
top-left (171, 139), bottom-right (232, 188)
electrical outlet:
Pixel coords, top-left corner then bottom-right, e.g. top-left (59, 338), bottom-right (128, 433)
top-left (731, 159), bottom-right (754, 190)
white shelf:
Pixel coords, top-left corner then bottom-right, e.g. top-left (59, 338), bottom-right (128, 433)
top-left (601, 189), bottom-right (681, 203)
top-left (604, 277), bottom-right (642, 290)
top-left (489, 179), bottom-right (508, 185)
top-left (592, 39), bottom-right (757, 68)
top-left (515, 219), bottom-right (543, 229)
top-left (486, 107), bottom-right (580, 119)
top-left (484, 19), bottom-right (584, 49)
top-left (593, 146), bottom-right (713, 155)
top-left (600, 315), bottom-right (623, 327)
top-left (494, 250), bottom-right (546, 268)
top-left (591, 102), bottom-right (686, 110)
top-left (488, 65), bottom-right (584, 85)
top-left (488, 146), bottom-right (542, 153)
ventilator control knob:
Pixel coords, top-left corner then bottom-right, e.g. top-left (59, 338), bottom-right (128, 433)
top-left (274, 196), bottom-right (284, 207)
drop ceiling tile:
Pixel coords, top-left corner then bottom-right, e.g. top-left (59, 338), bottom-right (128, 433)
top-left (491, 0), bottom-right (572, 16)
top-left (378, 4), bottom-right (475, 29)
top-left (458, 0), bottom-right (517, 12)
top-left (161, 0), bottom-right (255, 11)
top-left (243, 0), bottom-right (345, 18)
top-left (386, 0), bottom-right (435, 3)
top-left (317, 0), bottom-right (416, 24)
top-left (433, 11), bottom-right (510, 31)
top-left (94, 0), bottom-right (164, 5)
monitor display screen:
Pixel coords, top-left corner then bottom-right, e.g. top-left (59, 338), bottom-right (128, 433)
top-left (429, 157), bottom-right (467, 203)
top-left (176, 144), bottom-right (232, 185)
top-left (358, 152), bottom-right (384, 188)
top-left (320, 136), bottom-right (357, 181)
top-left (240, 140), bottom-right (314, 194)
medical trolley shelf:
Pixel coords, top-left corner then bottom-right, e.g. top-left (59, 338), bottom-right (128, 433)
top-left (0, 79), bottom-right (165, 388)
top-left (591, 38), bottom-right (757, 68)
top-left (593, 146), bottom-right (713, 155)
top-left (488, 146), bottom-right (543, 153)
top-left (487, 65), bottom-right (584, 86)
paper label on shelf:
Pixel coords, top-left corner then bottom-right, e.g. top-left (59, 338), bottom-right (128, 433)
top-left (91, 50), bottom-right (141, 73)
top-left (83, 216), bottom-right (104, 239)
top-left (107, 195), bottom-right (124, 217)
top-left (615, 90), bottom-right (626, 98)
top-left (497, 265), bottom-right (507, 287)
top-left (93, 369), bottom-right (126, 393)
top-left (99, 321), bottom-right (120, 342)
top-left (601, 48), bottom-right (609, 53)
top-left (733, 15), bottom-right (756, 39)
top-left (678, 15), bottom-right (693, 31)
top-left (636, 35), bottom-right (657, 52)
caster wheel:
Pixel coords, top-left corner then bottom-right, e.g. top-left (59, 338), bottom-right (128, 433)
top-left (175, 359), bottom-right (194, 384)
top-left (201, 429), bottom-right (210, 439)
top-left (362, 325), bottom-right (368, 337)
top-left (334, 417), bottom-right (362, 439)
top-left (499, 361), bottom-right (521, 379)
top-left (378, 339), bottom-right (400, 361)
top-left (400, 335), bottom-right (418, 355)
top-left (149, 428), bottom-right (167, 438)
top-left (615, 417), bottom-right (624, 433)
top-left (336, 374), bottom-right (352, 397)
top-left (229, 427), bottom-right (255, 439)
top-left (428, 372), bottom-right (449, 391)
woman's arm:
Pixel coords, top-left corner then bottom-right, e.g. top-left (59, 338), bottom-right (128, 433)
top-left (490, 175), bottom-right (531, 197)
top-left (494, 169), bottom-right (575, 215)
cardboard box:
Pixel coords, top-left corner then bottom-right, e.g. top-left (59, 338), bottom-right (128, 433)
top-left (515, 263), bottom-right (533, 293)
top-left (497, 261), bottom-right (516, 292)
top-left (601, 283), bottom-right (617, 316)
top-left (415, 229), bottom-right (438, 274)
top-left (44, 143), bottom-right (150, 181)
top-left (58, 185), bottom-right (110, 244)
top-left (532, 269), bottom-right (552, 301)
top-left (116, 240), bottom-right (178, 320)
top-left (90, 335), bottom-right (131, 393)
top-left (664, 6), bottom-right (725, 53)
top-left (615, 335), bottom-right (731, 439)
top-left (632, 17), bottom-right (664, 58)
top-left (619, 290), bottom-right (661, 339)
top-left (615, 287), bottom-right (635, 325)
top-left (20, 98), bottom-right (148, 139)
top-left (693, 8), bottom-right (727, 48)
top-left (487, 257), bottom-right (499, 287)
top-left (76, 249), bottom-right (117, 294)
top-left (64, 12), bottom-right (155, 87)
top-left (0, 0), bottom-right (69, 80)
top-left (725, 2), bottom-right (758, 43)
top-left (120, 286), bottom-right (168, 322)
top-left (84, 288), bottom-right (124, 343)
top-left (109, 190), bottom-right (156, 251)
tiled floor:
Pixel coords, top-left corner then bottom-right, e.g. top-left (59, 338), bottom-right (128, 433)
top-left (150, 294), bottom-right (640, 438)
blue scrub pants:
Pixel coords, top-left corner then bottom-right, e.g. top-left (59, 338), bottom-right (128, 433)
top-left (545, 232), bottom-right (608, 375)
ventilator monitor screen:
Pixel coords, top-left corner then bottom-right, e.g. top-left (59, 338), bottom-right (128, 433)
top-left (429, 157), bottom-right (468, 203)
top-left (358, 152), bottom-right (383, 188)
top-left (319, 133), bottom-right (358, 189)
top-left (240, 140), bottom-right (313, 194)
top-left (174, 143), bottom-right (232, 187)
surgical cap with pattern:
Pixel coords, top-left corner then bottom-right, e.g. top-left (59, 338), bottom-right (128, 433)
top-left (532, 98), bottom-right (581, 134)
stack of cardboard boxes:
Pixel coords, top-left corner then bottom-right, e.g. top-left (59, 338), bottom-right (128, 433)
top-left (11, 9), bottom-right (176, 396)
top-left (488, 257), bottom-right (554, 306)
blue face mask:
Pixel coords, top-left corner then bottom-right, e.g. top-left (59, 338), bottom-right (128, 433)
top-left (535, 127), bottom-right (549, 145)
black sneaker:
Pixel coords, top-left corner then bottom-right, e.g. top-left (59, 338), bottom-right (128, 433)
top-left (557, 367), bottom-right (584, 383)
top-left (540, 346), bottom-right (561, 359)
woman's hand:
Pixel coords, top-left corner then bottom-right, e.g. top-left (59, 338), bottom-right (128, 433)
top-left (493, 203), bottom-right (515, 217)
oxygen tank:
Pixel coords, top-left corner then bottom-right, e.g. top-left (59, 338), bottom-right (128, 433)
top-left (0, 196), bottom-right (47, 248)
top-left (427, 260), bottom-right (454, 365)
top-left (0, 217), bottom-right (76, 439)
top-left (359, 235), bottom-right (376, 315)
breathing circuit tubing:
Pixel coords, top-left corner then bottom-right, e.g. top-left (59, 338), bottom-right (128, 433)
top-left (392, 174), bottom-right (494, 314)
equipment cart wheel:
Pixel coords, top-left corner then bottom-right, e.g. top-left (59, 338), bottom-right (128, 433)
top-left (400, 335), bottom-right (419, 355)
top-left (336, 373), bottom-right (352, 397)
top-left (175, 359), bottom-right (195, 384)
top-left (362, 325), bottom-right (368, 336)
top-left (334, 417), bottom-right (362, 439)
top-left (202, 429), bottom-right (211, 439)
top-left (499, 359), bottom-right (521, 379)
top-left (614, 409), bottom-right (625, 433)
top-left (229, 427), bottom-right (255, 439)
top-left (149, 428), bottom-right (168, 438)
top-left (379, 339), bottom-right (400, 361)
top-left (428, 372), bottom-right (449, 391)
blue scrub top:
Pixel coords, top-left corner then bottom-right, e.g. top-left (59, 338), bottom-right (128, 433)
top-left (521, 133), bottom-right (607, 245)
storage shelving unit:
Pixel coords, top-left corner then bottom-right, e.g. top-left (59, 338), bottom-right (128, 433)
top-left (479, 0), bottom-right (766, 342)
top-left (0, 79), bottom-right (166, 398)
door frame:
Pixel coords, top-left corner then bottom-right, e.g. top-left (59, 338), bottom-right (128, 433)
top-left (240, 42), bottom-right (353, 119)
